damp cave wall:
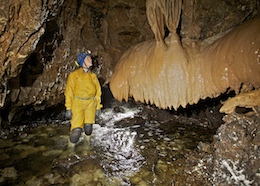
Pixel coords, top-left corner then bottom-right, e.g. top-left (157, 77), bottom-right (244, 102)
top-left (0, 0), bottom-right (259, 127)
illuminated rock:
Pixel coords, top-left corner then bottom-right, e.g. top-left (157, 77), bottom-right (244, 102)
top-left (110, 0), bottom-right (260, 111)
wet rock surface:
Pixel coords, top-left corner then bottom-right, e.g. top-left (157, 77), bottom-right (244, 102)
top-left (184, 107), bottom-right (260, 185)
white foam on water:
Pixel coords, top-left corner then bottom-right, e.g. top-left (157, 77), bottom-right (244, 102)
top-left (99, 106), bottom-right (142, 126)
top-left (91, 124), bottom-right (144, 177)
top-left (90, 106), bottom-right (145, 177)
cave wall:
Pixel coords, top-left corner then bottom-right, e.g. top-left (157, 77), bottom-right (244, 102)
top-left (0, 0), bottom-right (259, 126)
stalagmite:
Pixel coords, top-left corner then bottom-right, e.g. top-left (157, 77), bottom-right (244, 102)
top-left (110, 0), bottom-right (260, 112)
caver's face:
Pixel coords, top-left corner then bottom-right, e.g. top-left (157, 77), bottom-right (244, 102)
top-left (83, 55), bottom-right (92, 71)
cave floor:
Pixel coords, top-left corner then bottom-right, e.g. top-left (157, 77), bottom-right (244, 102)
top-left (0, 100), bottom-right (220, 185)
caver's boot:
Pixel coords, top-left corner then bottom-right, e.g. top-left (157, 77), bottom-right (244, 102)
top-left (66, 127), bottom-right (83, 154)
top-left (67, 139), bottom-right (76, 149)
top-left (83, 124), bottom-right (93, 147)
top-left (84, 134), bottom-right (91, 141)
top-left (84, 124), bottom-right (93, 136)
top-left (70, 127), bottom-right (83, 143)
top-left (61, 139), bottom-right (76, 158)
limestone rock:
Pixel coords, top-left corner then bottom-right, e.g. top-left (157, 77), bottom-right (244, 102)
top-left (185, 112), bottom-right (260, 185)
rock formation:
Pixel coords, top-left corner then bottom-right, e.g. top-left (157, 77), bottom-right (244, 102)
top-left (0, 0), bottom-right (64, 107)
top-left (0, 0), bottom-right (259, 125)
top-left (184, 110), bottom-right (260, 185)
top-left (0, 0), bottom-right (152, 126)
top-left (110, 0), bottom-right (260, 111)
top-left (0, 1), bottom-right (259, 185)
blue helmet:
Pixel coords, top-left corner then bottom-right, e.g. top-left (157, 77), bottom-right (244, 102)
top-left (76, 52), bottom-right (90, 67)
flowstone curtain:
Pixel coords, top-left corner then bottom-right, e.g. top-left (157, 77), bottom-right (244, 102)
top-left (110, 0), bottom-right (260, 111)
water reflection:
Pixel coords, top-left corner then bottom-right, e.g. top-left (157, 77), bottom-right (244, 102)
top-left (0, 103), bottom-right (214, 185)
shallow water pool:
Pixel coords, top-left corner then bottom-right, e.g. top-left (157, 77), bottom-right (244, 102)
top-left (0, 105), bottom-right (215, 185)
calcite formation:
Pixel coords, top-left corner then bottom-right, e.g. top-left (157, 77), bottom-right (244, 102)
top-left (220, 89), bottom-right (260, 114)
top-left (110, 0), bottom-right (260, 112)
top-left (0, 0), bottom-right (259, 125)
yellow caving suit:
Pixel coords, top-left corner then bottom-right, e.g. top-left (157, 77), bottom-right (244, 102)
top-left (65, 68), bottom-right (102, 131)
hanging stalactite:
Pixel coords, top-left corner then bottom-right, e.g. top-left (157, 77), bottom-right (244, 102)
top-left (110, 0), bottom-right (260, 112)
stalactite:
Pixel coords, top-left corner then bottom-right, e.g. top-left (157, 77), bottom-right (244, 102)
top-left (110, 0), bottom-right (260, 111)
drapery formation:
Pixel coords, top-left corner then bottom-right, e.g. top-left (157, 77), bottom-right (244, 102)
top-left (110, 0), bottom-right (260, 110)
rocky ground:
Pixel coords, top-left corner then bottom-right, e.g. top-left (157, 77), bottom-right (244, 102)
top-left (184, 107), bottom-right (260, 185)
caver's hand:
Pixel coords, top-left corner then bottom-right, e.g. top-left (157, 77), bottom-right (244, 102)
top-left (96, 109), bottom-right (101, 118)
top-left (65, 110), bottom-right (72, 120)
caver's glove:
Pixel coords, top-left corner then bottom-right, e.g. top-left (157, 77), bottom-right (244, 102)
top-left (65, 110), bottom-right (72, 120)
top-left (96, 109), bottom-right (101, 118)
